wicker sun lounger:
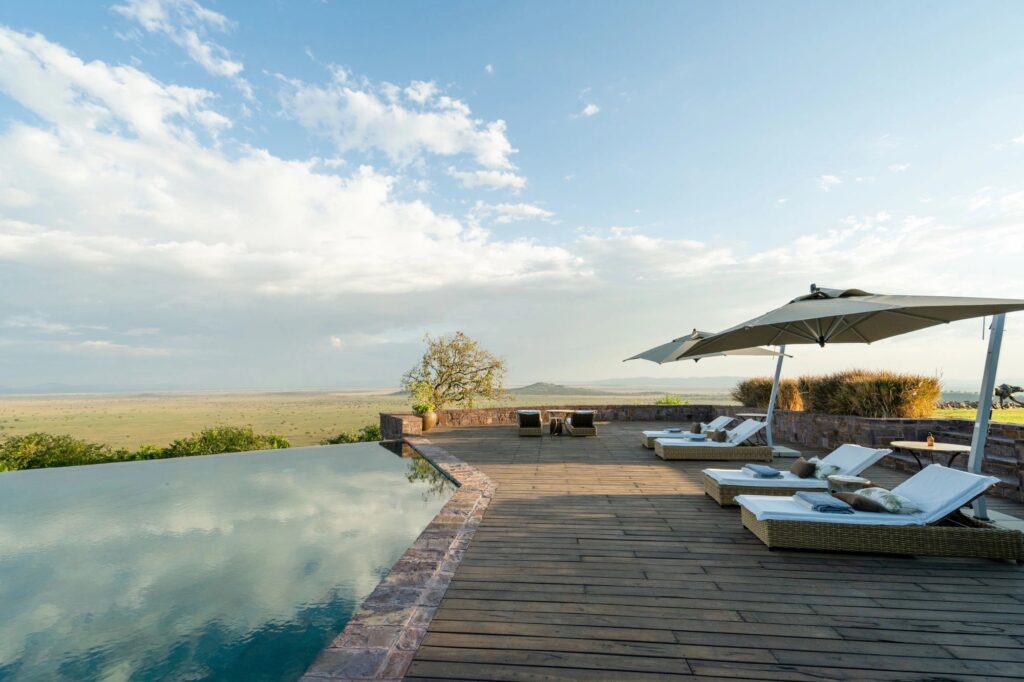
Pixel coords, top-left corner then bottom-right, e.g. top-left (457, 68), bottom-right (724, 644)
top-left (516, 410), bottom-right (543, 437)
top-left (640, 415), bottom-right (734, 448)
top-left (654, 419), bottom-right (769, 461)
top-left (564, 410), bottom-right (596, 437)
top-left (736, 465), bottom-right (1024, 561)
top-left (656, 443), bottom-right (773, 461)
top-left (703, 444), bottom-right (891, 505)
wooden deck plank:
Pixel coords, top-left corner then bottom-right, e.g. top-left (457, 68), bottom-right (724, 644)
top-left (407, 422), bottom-right (1024, 680)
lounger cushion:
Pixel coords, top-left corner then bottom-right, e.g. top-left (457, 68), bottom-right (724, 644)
top-left (737, 494), bottom-right (924, 526)
top-left (821, 444), bottom-right (890, 475)
top-left (517, 411), bottom-right (542, 427)
top-left (704, 468), bottom-right (828, 489)
top-left (789, 457), bottom-right (816, 478)
top-left (855, 487), bottom-right (923, 514)
top-left (890, 464), bottom-right (999, 523)
top-left (833, 491), bottom-right (888, 513)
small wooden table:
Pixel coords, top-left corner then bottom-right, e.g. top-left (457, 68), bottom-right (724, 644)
top-left (890, 440), bottom-right (970, 470)
top-left (545, 409), bottom-right (574, 436)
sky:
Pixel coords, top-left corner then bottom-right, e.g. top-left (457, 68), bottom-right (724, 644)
top-left (0, 0), bottom-right (1023, 392)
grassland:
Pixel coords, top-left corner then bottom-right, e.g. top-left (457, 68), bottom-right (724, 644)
top-left (4, 390), bottom-right (1012, 451)
top-left (932, 408), bottom-right (1024, 425)
top-left (0, 390), bottom-right (732, 449)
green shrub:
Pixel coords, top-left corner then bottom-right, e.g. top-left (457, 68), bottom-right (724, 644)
top-left (798, 370), bottom-right (940, 418)
top-left (654, 395), bottom-right (687, 405)
top-left (731, 377), bottom-right (803, 411)
top-left (162, 426), bottom-right (290, 458)
top-left (0, 433), bottom-right (121, 471)
top-left (320, 424), bottom-right (382, 445)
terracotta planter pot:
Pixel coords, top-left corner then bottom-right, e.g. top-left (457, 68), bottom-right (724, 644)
top-left (420, 410), bottom-right (438, 432)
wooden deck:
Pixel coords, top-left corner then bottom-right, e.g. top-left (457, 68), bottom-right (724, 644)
top-left (405, 421), bottom-right (1024, 681)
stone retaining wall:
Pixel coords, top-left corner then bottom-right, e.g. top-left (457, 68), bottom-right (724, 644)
top-left (382, 404), bottom-right (715, 436)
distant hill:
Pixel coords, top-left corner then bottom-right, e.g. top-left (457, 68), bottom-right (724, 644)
top-left (508, 382), bottom-right (625, 396)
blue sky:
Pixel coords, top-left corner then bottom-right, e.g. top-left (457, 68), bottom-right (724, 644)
top-left (0, 0), bottom-right (1022, 391)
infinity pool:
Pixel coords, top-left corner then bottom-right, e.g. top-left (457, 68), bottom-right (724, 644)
top-left (0, 443), bottom-right (455, 681)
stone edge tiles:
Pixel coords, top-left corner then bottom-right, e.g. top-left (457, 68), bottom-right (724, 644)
top-left (299, 437), bottom-right (495, 681)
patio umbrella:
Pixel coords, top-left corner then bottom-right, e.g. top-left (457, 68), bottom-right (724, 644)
top-left (679, 284), bottom-right (1024, 519)
top-left (624, 329), bottom-right (784, 364)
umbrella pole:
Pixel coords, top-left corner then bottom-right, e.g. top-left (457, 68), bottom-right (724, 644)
top-left (968, 313), bottom-right (1005, 522)
top-left (765, 344), bottom-right (786, 448)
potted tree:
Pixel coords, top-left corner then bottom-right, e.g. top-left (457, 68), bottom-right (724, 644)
top-left (402, 332), bottom-right (506, 432)
top-left (409, 381), bottom-right (438, 432)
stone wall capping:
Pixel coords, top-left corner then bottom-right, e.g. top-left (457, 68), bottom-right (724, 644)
top-left (300, 436), bottom-right (494, 681)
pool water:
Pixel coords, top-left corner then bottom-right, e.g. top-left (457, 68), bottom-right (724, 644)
top-left (0, 443), bottom-right (455, 681)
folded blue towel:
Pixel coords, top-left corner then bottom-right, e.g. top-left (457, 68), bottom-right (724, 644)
top-left (743, 464), bottom-right (781, 478)
top-left (794, 491), bottom-right (854, 514)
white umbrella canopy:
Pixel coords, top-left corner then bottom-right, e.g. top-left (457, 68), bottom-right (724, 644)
top-left (680, 285), bottom-right (1024, 356)
top-left (625, 329), bottom-right (785, 364)
top-left (680, 284), bottom-right (1024, 520)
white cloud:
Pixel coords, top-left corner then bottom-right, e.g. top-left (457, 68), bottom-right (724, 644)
top-left (473, 202), bottom-right (555, 224)
top-left (888, 163), bottom-right (911, 173)
top-left (328, 333), bottom-right (393, 349)
top-left (0, 27), bottom-right (578, 311)
top-left (75, 340), bottom-right (173, 356)
top-left (817, 174), bottom-right (842, 191)
top-left (403, 80), bottom-right (437, 104)
top-left (279, 68), bottom-right (517, 170)
top-left (4, 313), bottom-right (74, 334)
top-left (575, 103), bottom-right (600, 118)
top-left (0, 26), bottom-right (230, 139)
top-left (969, 187), bottom-right (993, 210)
top-left (1011, 134), bottom-right (1024, 145)
top-left (112, 0), bottom-right (252, 98)
top-left (447, 167), bottom-right (526, 190)
top-left (484, 64), bottom-right (494, 75)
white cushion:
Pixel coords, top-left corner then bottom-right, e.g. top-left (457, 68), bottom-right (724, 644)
top-left (726, 419), bottom-right (765, 444)
top-left (704, 468), bottom-right (828, 489)
top-left (702, 416), bottom-right (734, 431)
top-left (808, 457), bottom-right (841, 480)
top-left (517, 410), bottom-right (540, 415)
top-left (642, 430), bottom-right (705, 439)
top-left (855, 487), bottom-right (922, 514)
top-left (657, 438), bottom-right (737, 448)
top-left (820, 444), bottom-right (890, 475)
top-left (892, 464), bottom-right (999, 524)
top-left (737, 495), bottom-right (925, 526)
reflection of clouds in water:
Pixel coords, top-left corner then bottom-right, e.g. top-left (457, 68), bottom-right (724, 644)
top-left (0, 444), bottom-right (452, 681)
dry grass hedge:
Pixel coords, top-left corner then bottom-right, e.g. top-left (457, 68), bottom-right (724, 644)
top-left (732, 370), bottom-right (941, 418)
top-left (731, 377), bottom-right (804, 411)
top-left (798, 369), bottom-right (941, 418)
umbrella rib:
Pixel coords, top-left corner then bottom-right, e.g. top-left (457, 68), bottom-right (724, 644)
top-left (766, 326), bottom-right (788, 346)
top-left (828, 311), bottom-right (878, 342)
top-left (776, 323), bottom-right (817, 343)
top-left (822, 315), bottom-right (845, 342)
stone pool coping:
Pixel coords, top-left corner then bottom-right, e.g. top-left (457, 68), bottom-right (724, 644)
top-left (300, 437), bottom-right (495, 681)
